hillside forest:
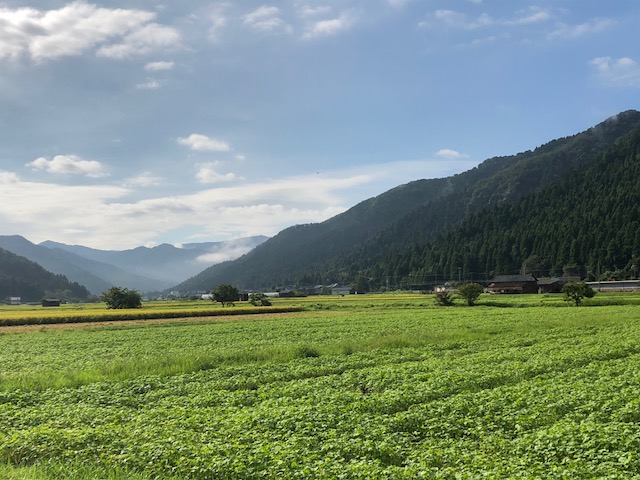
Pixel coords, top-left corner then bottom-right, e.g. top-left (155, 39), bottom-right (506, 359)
top-left (175, 111), bottom-right (640, 292)
top-left (0, 248), bottom-right (90, 302)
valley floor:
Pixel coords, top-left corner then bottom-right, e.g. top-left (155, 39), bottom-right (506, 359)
top-left (0, 294), bottom-right (639, 478)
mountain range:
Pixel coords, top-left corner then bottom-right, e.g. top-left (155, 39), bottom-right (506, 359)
top-left (0, 235), bottom-right (267, 295)
top-left (0, 247), bottom-right (90, 302)
top-left (2, 110), bottom-right (640, 298)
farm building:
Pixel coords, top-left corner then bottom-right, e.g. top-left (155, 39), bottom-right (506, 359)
top-left (536, 277), bottom-right (579, 294)
top-left (332, 286), bottom-right (355, 296)
top-left (586, 280), bottom-right (640, 291)
top-left (488, 275), bottom-right (538, 294)
top-left (41, 299), bottom-right (61, 307)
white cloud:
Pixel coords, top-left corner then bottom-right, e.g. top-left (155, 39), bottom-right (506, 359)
top-left (26, 155), bottom-right (108, 178)
top-left (550, 18), bottom-right (615, 39)
top-left (123, 172), bottom-right (163, 187)
top-left (0, 171), bottom-right (20, 183)
top-left (298, 6), bottom-right (332, 18)
top-left (208, 15), bottom-right (227, 42)
top-left (0, 177), bottom-right (131, 246)
top-left (419, 7), bottom-right (551, 30)
top-left (0, 2), bottom-right (180, 62)
top-left (96, 23), bottom-right (180, 59)
top-left (589, 56), bottom-right (640, 88)
top-left (0, 154), bottom-right (478, 249)
top-left (144, 61), bottom-right (174, 71)
top-left (435, 149), bottom-right (469, 160)
top-left (243, 6), bottom-right (292, 34)
top-left (419, 10), bottom-right (492, 30)
top-left (506, 7), bottom-right (551, 26)
top-left (302, 12), bottom-right (356, 39)
top-left (177, 134), bottom-right (231, 152)
top-left (195, 164), bottom-right (239, 184)
top-left (195, 243), bottom-right (259, 265)
top-left (136, 79), bottom-right (160, 90)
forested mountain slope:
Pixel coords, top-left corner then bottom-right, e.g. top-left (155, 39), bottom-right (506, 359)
top-left (326, 121), bottom-right (640, 288)
top-left (175, 110), bottom-right (640, 291)
top-left (0, 248), bottom-right (90, 302)
top-left (0, 236), bottom-right (149, 294)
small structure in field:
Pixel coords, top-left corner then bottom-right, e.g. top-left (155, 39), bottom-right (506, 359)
top-left (537, 277), bottom-right (579, 294)
top-left (586, 280), bottom-right (640, 291)
top-left (8, 297), bottom-right (21, 305)
top-left (42, 298), bottom-right (61, 307)
top-left (331, 286), bottom-right (354, 296)
top-left (488, 275), bottom-right (538, 294)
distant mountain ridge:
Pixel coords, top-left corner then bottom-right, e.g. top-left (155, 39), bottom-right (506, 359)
top-left (0, 247), bottom-right (90, 302)
top-left (0, 235), bottom-right (268, 294)
top-left (173, 110), bottom-right (640, 291)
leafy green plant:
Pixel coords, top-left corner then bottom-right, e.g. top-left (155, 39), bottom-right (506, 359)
top-left (211, 284), bottom-right (240, 307)
top-left (562, 281), bottom-right (596, 306)
top-left (457, 283), bottom-right (484, 306)
top-left (434, 291), bottom-right (454, 306)
top-left (248, 293), bottom-right (272, 306)
top-left (100, 287), bottom-right (142, 309)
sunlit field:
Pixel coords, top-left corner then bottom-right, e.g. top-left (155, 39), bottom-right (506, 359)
top-left (1, 292), bottom-right (640, 478)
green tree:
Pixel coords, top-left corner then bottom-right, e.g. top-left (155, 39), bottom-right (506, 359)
top-left (248, 292), bottom-right (272, 306)
top-left (434, 290), bottom-right (454, 306)
top-left (100, 287), bottom-right (142, 309)
top-left (354, 275), bottom-right (370, 293)
top-left (212, 284), bottom-right (240, 307)
top-left (457, 283), bottom-right (484, 306)
top-left (562, 281), bottom-right (596, 306)
top-left (521, 254), bottom-right (549, 276)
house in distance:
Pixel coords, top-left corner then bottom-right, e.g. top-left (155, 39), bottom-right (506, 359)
top-left (488, 275), bottom-right (538, 294)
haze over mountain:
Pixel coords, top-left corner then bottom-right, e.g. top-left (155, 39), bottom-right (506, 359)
top-left (174, 110), bottom-right (640, 292)
top-left (0, 236), bottom-right (267, 295)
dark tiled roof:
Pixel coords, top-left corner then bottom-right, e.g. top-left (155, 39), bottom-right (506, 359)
top-left (490, 274), bottom-right (537, 283)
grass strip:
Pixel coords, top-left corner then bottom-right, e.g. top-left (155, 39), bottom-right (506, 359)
top-left (0, 306), bottom-right (304, 327)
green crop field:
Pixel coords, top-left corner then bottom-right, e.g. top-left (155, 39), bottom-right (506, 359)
top-left (1, 293), bottom-right (640, 478)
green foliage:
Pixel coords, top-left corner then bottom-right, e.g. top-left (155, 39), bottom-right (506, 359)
top-left (2, 299), bottom-right (640, 477)
top-left (211, 284), bottom-right (240, 307)
top-left (293, 345), bottom-right (321, 358)
top-left (562, 281), bottom-right (596, 306)
top-left (434, 290), bottom-right (454, 306)
top-left (100, 287), bottom-right (142, 309)
top-left (457, 282), bottom-right (484, 306)
top-left (248, 292), bottom-right (271, 306)
top-left (0, 306), bottom-right (303, 328)
top-left (0, 248), bottom-right (90, 302)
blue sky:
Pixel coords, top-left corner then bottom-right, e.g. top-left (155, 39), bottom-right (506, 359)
top-left (0, 0), bottom-right (638, 251)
